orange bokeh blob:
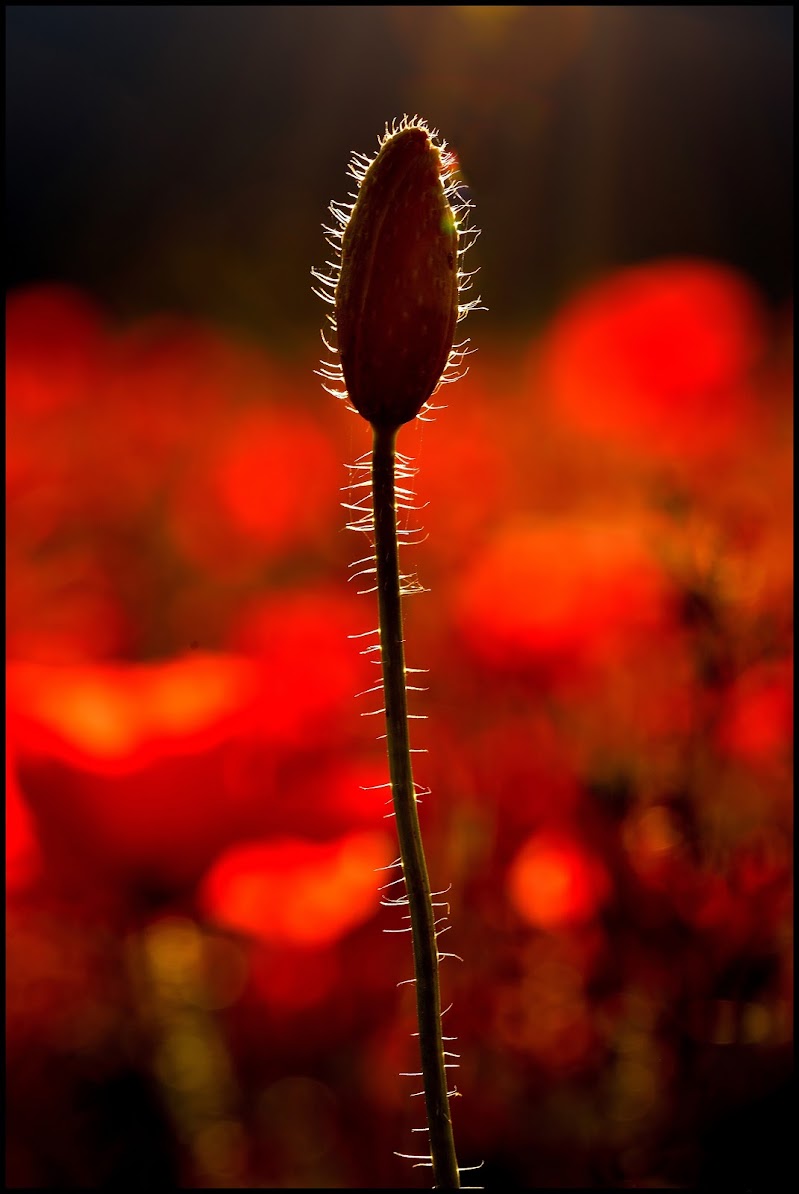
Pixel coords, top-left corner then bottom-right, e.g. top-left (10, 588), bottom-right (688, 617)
top-left (199, 831), bottom-right (392, 946)
top-left (507, 833), bottom-right (610, 929)
top-left (8, 654), bottom-right (259, 773)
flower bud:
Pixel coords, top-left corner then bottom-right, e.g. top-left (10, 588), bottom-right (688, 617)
top-left (334, 123), bottom-right (460, 429)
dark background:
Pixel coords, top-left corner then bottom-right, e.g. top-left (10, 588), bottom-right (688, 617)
top-left (6, 5), bottom-right (794, 351)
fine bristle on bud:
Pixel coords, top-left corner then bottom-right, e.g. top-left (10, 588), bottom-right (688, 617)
top-left (329, 119), bottom-right (465, 429)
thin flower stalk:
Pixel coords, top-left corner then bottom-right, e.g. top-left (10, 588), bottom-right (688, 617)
top-left (315, 114), bottom-right (481, 1189)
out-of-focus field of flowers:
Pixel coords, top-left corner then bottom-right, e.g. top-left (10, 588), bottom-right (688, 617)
top-left (6, 260), bottom-right (792, 1188)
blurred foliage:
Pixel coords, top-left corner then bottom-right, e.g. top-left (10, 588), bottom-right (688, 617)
top-left (6, 261), bottom-right (792, 1188)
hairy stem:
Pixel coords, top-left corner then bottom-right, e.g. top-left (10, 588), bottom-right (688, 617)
top-left (371, 422), bottom-right (460, 1189)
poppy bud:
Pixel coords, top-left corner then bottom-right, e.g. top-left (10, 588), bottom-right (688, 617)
top-left (325, 120), bottom-right (466, 429)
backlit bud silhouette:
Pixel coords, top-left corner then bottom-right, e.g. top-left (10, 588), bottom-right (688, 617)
top-left (315, 115), bottom-right (479, 429)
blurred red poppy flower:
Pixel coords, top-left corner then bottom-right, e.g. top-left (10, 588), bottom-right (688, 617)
top-left (8, 638), bottom-right (377, 895)
top-left (456, 515), bottom-right (674, 674)
top-left (228, 587), bottom-right (373, 748)
top-left (716, 661), bottom-right (793, 769)
top-left (82, 317), bottom-right (250, 521)
top-left (406, 363), bottom-right (517, 567)
top-left (169, 405), bottom-right (341, 577)
top-left (538, 259), bottom-right (765, 462)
